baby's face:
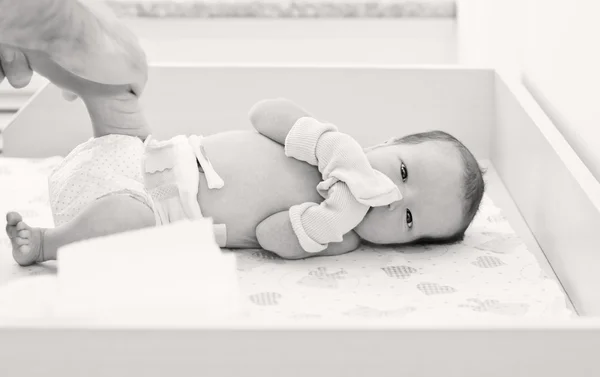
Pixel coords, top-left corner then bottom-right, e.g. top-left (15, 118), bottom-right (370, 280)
top-left (354, 140), bottom-right (464, 244)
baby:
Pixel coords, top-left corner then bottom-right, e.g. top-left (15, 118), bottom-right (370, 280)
top-left (3, 0), bottom-right (485, 265)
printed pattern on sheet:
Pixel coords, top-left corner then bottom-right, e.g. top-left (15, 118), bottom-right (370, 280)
top-left (0, 157), bottom-right (574, 320)
top-left (231, 196), bottom-right (574, 320)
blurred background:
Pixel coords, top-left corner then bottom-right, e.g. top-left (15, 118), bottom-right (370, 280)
top-left (1, 0), bottom-right (598, 181)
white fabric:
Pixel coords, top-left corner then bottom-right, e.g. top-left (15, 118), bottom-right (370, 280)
top-left (285, 117), bottom-right (402, 205)
top-left (47, 134), bottom-right (227, 246)
top-left (235, 194), bottom-right (575, 320)
top-left (284, 117), bottom-right (402, 253)
top-left (48, 134), bottom-right (153, 227)
top-left (189, 134), bottom-right (224, 190)
top-left (143, 134), bottom-right (226, 246)
top-left (0, 157), bottom-right (575, 320)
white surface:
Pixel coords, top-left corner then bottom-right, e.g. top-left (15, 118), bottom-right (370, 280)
top-left (3, 66), bottom-right (492, 158)
top-left (522, 0), bottom-right (600, 181)
top-left (492, 71), bottom-right (600, 316)
top-left (109, 0), bottom-right (452, 3)
top-left (0, 219), bottom-right (241, 325)
top-left (0, 155), bottom-right (572, 325)
top-left (7, 65), bottom-right (600, 316)
top-left (132, 19), bottom-right (457, 65)
top-left (456, 0), bottom-right (524, 77)
top-left (0, 113), bottom-right (14, 131)
top-left (0, 18), bottom-right (457, 111)
top-left (2, 65), bottom-right (600, 377)
top-left (457, 0), bottom-right (600, 183)
top-left (54, 219), bottom-right (240, 324)
top-left (2, 319), bottom-right (600, 377)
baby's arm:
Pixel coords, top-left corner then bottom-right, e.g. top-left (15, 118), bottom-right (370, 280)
top-left (249, 98), bottom-right (311, 145)
top-left (251, 98), bottom-right (398, 255)
top-left (256, 211), bottom-right (360, 260)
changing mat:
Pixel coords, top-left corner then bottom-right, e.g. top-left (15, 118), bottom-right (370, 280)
top-left (0, 157), bottom-right (574, 320)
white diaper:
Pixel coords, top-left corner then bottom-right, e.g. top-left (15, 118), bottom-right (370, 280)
top-left (143, 134), bottom-right (227, 247)
top-left (48, 134), bottom-right (227, 247)
top-left (48, 134), bottom-right (154, 227)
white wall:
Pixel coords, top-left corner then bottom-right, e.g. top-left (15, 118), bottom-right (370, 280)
top-left (130, 19), bottom-right (457, 66)
top-left (522, 0), bottom-right (600, 181)
top-left (458, 0), bottom-right (600, 181)
top-left (457, 0), bottom-right (524, 75)
top-left (0, 18), bottom-right (457, 131)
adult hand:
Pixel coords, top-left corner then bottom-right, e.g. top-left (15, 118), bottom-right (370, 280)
top-left (0, 45), bottom-right (32, 89)
top-left (0, 45), bottom-right (78, 101)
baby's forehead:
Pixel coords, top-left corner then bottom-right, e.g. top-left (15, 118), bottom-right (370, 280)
top-left (398, 140), bottom-right (462, 167)
top-left (403, 141), bottom-right (465, 237)
top-left (399, 141), bottom-right (464, 198)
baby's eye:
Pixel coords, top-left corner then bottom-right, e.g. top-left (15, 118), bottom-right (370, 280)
top-left (400, 162), bottom-right (408, 182)
top-left (406, 209), bottom-right (413, 229)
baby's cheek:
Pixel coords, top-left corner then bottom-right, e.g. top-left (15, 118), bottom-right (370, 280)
top-left (355, 207), bottom-right (392, 242)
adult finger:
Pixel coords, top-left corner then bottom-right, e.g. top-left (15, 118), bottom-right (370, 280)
top-left (0, 47), bottom-right (32, 89)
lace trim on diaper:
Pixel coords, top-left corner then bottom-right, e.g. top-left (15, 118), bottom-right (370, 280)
top-left (147, 183), bottom-right (179, 201)
top-left (144, 141), bottom-right (179, 174)
top-left (96, 189), bottom-right (154, 213)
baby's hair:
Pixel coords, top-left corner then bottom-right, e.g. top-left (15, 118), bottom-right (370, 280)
top-left (390, 130), bottom-right (486, 244)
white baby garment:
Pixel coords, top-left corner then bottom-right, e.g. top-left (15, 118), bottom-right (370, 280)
top-left (48, 134), bottom-right (228, 247)
top-left (143, 134), bottom-right (227, 247)
top-left (284, 117), bottom-right (403, 253)
top-left (48, 135), bottom-right (153, 227)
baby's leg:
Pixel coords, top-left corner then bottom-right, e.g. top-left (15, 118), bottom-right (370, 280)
top-left (6, 195), bottom-right (154, 266)
top-left (24, 51), bottom-right (151, 140)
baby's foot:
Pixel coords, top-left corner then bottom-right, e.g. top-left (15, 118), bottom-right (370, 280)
top-left (5, 212), bottom-right (44, 266)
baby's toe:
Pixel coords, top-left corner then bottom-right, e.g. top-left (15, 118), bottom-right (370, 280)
top-left (6, 212), bottom-right (23, 225)
top-left (8, 218), bottom-right (42, 266)
top-left (15, 237), bottom-right (29, 246)
top-left (6, 225), bottom-right (16, 239)
top-left (16, 221), bottom-right (28, 232)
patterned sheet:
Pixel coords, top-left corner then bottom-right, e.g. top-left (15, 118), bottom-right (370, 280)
top-left (0, 157), bottom-right (575, 320)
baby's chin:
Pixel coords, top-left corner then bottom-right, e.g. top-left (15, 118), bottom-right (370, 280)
top-left (354, 208), bottom-right (378, 243)
top-left (355, 206), bottom-right (403, 245)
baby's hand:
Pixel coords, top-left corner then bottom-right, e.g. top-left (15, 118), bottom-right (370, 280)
top-left (249, 98), bottom-right (311, 145)
top-left (256, 211), bottom-right (361, 260)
